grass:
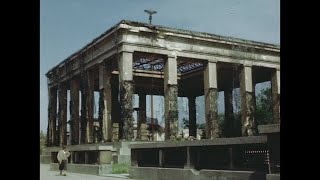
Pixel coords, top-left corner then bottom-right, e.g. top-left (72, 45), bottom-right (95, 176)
top-left (112, 163), bottom-right (129, 174)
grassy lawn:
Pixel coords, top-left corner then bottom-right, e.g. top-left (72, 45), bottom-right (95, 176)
top-left (112, 163), bottom-right (129, 174)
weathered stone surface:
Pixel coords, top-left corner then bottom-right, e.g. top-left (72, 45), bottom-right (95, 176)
top-left (258, 124), bottom-right (280, 134)
top-left (101, 63), bottom-right (112, 142)
top-left (266, 174), bottom-right (280, 180)
top-left (45, 143), bottom-right (119, 152)
top-left (99, 151), bottom-right (112, 164)
top-left (129, 136), bottom-right (267, 149)
top-left (271, 69), bottom-right (280, 124)
top-left (112, 123), bottom-right (119, 142)
top-left (86, 70), bottom-right (94, 143)
top-left (241, 92), bottom-right (257, 136)
top-left (46, 20), bottom-right (279, 90)
top-left (224, 88), bottom-right (235, 138)
top-left (58, 83), bottom-right (67, 146)
top-left (205, 88), bottom-right (219, 139)
top-left (240, 66), bottom-right (258, 136)
top-left (120, 80), bottom-right (135, 140)
top-left (50, 163), bottom-right (100, 175)
top-left (70, 78), bottom-right (80, 145)
top-left (129, 167), bottom-right (266, 180)
top-left (48, 87), bottom-right (57, 146)
top-left (137, 94), bottom-right (146, 140)
top-left (80, 73), bottom-right (87, 144)
top-left (165, 84), bottom-right (178, 140)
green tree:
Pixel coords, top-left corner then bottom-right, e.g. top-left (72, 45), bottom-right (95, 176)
top-left (40, 130), bottom-right (47, 155)
top-left (255, 87), bottom-right (273, 125)
top-left (182, 117), bottom-right (189, 129)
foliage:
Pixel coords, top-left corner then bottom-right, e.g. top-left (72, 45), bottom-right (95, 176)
top-left (255, 87), bottom-right (273, 125)
top-left (112, 163), bottom-right (129, 174)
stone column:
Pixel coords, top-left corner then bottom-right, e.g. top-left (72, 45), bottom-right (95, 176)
top-left (224, 88), bottom-right (235, 137)
top-left (80, 76), bottom-right (87, 144)
top-left (70, 152), bottom-right (74, 164)
top-left (271, 69), bottom-right (280, 124)
top-left (131, 149), bottom-right (138, 167)
top-left (84, 152), bottom-right (89, 164)
top-left (86, 70), bottom-right (94, 143)
top-left (58, 82), bottom-right (67, 146)
top-left (240, 65), bottom-right (257, 136)
top-left (203, 62), bottom-right (219, 139)
top-left (229, 147), bottom-right (234, 169)
top-left (138, 94), bottom-right (147, 140)
top-left (70, 78), bottom-right (80, 145)
top-left (119, 51), bottom-right (135, 140)
top-left (159, 149), bottom-right (164, 167)
top-left (188, 96), bottom-right (197, 138)
top-left (111, 81), bottom-right (121, 140)
top-left (164, 55), bottom-right (178, 140)
top-left (184, 147), bottom-right (195, 169)
top-left (48, 87), bottom-right (57, 146)
top-left (99, 63), bottom-right (112, 142)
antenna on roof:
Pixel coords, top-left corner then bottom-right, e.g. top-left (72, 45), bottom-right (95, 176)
top-left (144, 9), bottom-right (157, 25)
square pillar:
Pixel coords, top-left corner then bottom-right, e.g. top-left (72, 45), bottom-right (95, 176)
top-left (203, 62), bottom-right (219, 139)
top-left (118, 51), bottom-right (135, 140)
top-left (138, 94), bottom-right (147, 140)
top-left (188, 96), bottom-right (197, 137)
top-left (224, 88), bottom-right (235, 137)
top-left (229, 147), bottom-right (234, 169)
top-left (184, 147), bottom-right (195, 169)
top-left (271, 69), bottom-right (280, 124)
top-left (86, 70), bottom-right (94, 143)
top-left (58, 82), bottom-right (67, 146)
top-left (240, 65), bottom-right (258, 136)
top-left (112, 123), bottom-right (119, 142)
top-left (99, 151), bottom-right (112, 164)
top-left (80, 76), bottom-right (87, 144)
top-left (99, 62), bottom-right (112, 142)
top-left (48, 87), bottom-right (57, 146)
top-left (70, 78), bottom-right (80, 145)
top-left (159, 149), bottom-right (164, 167)
top-left (164, 55), bottom-right (178, 140)
top-left (131, 149), bottom-right (138, 167)
top-left (85, 152), bottom-right (89, 164)
top-left (111, 80), bottom-right (121, 139)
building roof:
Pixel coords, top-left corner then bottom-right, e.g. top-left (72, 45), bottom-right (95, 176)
top-left (46, 19), bottom-right (280, 76)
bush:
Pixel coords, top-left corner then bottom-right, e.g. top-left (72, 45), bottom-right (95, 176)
top-left (112, 163), bottom-right (129, 174)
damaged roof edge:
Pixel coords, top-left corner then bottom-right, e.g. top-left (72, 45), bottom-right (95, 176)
top-left (45, 20), bottom-right (124, 76)
top-left (46, 19), bottom-right (280, 76)
top-left (122, 20), bottom-right (280, 49)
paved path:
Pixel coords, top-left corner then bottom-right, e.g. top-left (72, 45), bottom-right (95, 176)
top-left (40, 164), bottom-right (133, 180)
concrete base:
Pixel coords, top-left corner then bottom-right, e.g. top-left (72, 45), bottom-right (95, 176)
top-left (129, 167), bottom-right (266, 180)
top-left (40, 155), bottom-right (51, 164)
top-left (99, 164), bottom-right (113, 175)
top-left (118, 141), bottom-right (152, 164)
top-left (258, 124), bottom-right (280, 134)
top-left (50, 163), bottom-right (112, 175)
top-left (118, 155), bottom-right (131, 164)
top-left (266, 174), bottom-right (280, 180)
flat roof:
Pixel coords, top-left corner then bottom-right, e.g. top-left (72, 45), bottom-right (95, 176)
top-left (46, 19), bottom-right (280, 76)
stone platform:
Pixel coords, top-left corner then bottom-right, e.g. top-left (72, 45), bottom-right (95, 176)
top-left (129, 136), bottom-right (270, 180)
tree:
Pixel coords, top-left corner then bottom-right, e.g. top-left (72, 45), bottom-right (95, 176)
top-left (255, 87), bottom-right (273, 125)
top-left (182, 117), bottom-right (189, 129)
top-left (40, 130), bottom-right (47, 155)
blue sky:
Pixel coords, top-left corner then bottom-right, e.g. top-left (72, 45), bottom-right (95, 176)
top-left (40, 0), bottom-right (280, 132)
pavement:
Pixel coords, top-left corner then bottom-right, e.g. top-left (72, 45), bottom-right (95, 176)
top-left (40, 164), bottom-right (134, 180)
